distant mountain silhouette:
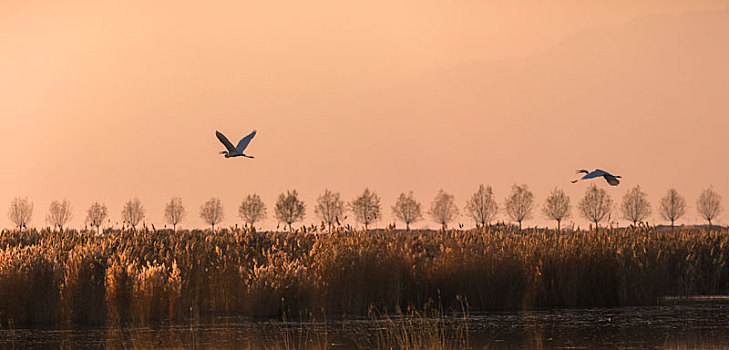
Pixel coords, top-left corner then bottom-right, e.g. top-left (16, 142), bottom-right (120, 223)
top-left (654, 224), bottom-right (727, 232)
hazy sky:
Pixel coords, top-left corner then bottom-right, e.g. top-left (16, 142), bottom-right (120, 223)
top-left (1, 1), bottom-right (728, 230)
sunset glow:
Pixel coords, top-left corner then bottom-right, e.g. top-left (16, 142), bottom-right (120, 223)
top-left (1, 1), bottom-right (727, 230)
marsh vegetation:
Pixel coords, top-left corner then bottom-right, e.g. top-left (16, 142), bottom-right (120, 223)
top-left (0, 226), bottom-right (727, 329)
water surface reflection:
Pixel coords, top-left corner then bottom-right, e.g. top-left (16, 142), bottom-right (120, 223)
top-left (2, 300), bottom-right (728, 349)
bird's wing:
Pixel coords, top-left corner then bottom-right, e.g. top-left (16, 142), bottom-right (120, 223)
top-left (216, 131), bottom-right (237, 153)
top-left (235, 130), bottom-right (257, 153)
top-left (595, 169), bottom-right (613, 176)
top-left (604, 175), bottom-right (620, 186)
top-left (582, 169), bottom-right (608, 179)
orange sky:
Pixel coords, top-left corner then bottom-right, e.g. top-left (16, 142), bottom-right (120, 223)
top-left (1, 1), bottom-right (727, 230)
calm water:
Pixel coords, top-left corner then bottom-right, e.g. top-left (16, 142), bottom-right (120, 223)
top-left (2, 299), bottom-right (728, 349)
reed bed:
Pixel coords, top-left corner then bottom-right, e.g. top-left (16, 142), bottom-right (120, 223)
top-left (0, 226), bottom-right (727, 327)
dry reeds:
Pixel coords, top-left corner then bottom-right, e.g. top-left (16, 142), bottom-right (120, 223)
top-left (0, 226), bottom-right (727, 327)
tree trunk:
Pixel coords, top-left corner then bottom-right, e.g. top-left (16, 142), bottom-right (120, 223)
top-left (671, 219), bottom-right (675, 230)
top-left (708, 219), bottom-right (712, 230)
top-left (557, 220), bottom-right (561, 232)
top-left (518, 220), bottom-right (522, 231)
top-left (406, 222), bottom-right (410, 231)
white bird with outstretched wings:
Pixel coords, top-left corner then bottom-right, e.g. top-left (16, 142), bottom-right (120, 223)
top-left (216, 130), bottom-right (256, 158)
top-left (571, 169), bottom-right (621, 186)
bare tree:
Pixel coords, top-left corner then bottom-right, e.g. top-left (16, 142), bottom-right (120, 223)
top-left (8, 197), bottom-right (33, 231)
top-left (697, 186), bottom-right (722, 229)
top-left (200, 197), bottom-right (224, 233)
top-left (429, 189), bottom-right (459, 230)
top-left (86, 201), bottom-right (108, 234)
top-left (505, 184), bottom-right (534, 231)
top-left (465, 184), bottom-right (498, 229)
top-left (542, 188), bottom-right (571, 231)
top-left (314, 189), bottom-right (344, 233)
top-left (579, 184), bottom-right (612, 229)
top-left (239, 194), bottom-right (267, 230)
top-left (121, 198), bottom-right (145, 231)
top-left (621, 185), bottom-right (652, 226)
top-left (275, 190), bottom-right (305, 231)
top-left (392, 191), bottom-right (423, 231)
top-left (350, 188), bottom-right (381, 231)
top-left (164, 197), bottom-right (186, 232)
top-left (659, 188), bottom-right (686, 230)
top-left (47, 199), bottom-right (72, 232)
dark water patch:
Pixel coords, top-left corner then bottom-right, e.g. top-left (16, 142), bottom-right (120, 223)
top-left (1, 301), bottom-right (728, 349)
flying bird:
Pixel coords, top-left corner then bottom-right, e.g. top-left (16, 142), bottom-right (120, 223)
top-left (216, 130), bottom-right (256, 158)
top-left (571, 169), bottom-right (622, 186)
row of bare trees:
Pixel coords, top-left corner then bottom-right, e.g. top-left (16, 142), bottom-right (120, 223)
top-left (542, 185), bottom-right (722, 230)
top-left (3, 185), bottom-right (724, 232)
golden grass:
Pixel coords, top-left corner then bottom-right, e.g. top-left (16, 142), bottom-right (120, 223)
top-left (0, 226), bottom-right (727, 327)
